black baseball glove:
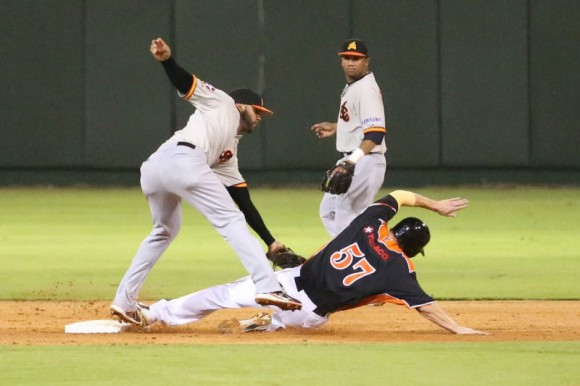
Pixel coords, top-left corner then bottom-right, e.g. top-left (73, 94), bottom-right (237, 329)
top-left (266, 248), bottom-right (307, 269)
top-left (321, 160), bottom-right (355, 195)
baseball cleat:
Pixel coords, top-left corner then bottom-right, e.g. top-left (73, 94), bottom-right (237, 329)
top-left (255, 291), bottom-right (302, 311)
top-left (218, 312), bottom-right (272, 333)
top-left (135, 302), bottom-right (156, 327)
top-left (110, 304), bottom-right (142, 325)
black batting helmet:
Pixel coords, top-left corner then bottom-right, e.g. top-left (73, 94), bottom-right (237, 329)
top-left (391, 217), bottom-right (431, 257)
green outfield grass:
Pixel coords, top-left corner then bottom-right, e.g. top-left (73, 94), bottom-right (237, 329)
top-left (2, 342), bottom-right (579, 385)
top-left (0, 186), bottom-right (579, 386)
top-left (0, 186), bottom-right (578, 300)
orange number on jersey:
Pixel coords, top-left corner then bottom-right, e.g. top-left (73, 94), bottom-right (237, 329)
top-left (330, 243), bottom-right (376, 286)
top-left (330, 243), bottom-right (364, 270)
top-left (343, 258), bottom-right (376, 286)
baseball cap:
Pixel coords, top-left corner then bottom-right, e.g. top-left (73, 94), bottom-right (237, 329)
top-left (229, 88), bottom-right (274, 117)
top-left (338, 38), bottom-right (369, 57)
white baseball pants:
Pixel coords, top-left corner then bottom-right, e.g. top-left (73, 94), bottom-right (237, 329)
top-left (148, 266), bottom-right (328, 331)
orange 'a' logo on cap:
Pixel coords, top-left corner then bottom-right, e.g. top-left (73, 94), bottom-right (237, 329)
top-left (347, 41), bottom-right (357, 50)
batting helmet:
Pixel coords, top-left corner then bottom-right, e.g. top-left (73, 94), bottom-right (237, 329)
top-left (391, 217), bottom-right (431, 257)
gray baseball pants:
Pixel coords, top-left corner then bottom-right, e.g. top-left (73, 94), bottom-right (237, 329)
top-left (320, 153), bottom-right (386, 237)
top-left (112, 142), bottom-right (282, 312)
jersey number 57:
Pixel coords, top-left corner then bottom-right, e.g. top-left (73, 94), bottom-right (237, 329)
top-left (330, 242), bottom-right (376, 286)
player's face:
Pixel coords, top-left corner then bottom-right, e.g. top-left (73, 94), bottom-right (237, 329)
top-left (341, 55), bottom-right (369, 82)
top-left (238, 105), bottom-right (262, 134)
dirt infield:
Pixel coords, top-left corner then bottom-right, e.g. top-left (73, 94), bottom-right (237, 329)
top-left (1, 300), bottom-right (579, 345)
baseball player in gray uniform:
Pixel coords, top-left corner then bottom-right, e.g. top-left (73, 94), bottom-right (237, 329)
top-left (110, 38), bottom-right (301, 325)
top-left (312, 38), bottom-right (387, 237)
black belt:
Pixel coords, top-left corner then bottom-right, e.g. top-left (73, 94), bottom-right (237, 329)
top-left (294, 276), bottom-right (304, 291)
top-left (313, 308), bottom-right (328, 317)
top-left (177, 141), bottom-right (196, 150)
top-left (342, 151), bottom-right (382, 157)
top-left (294, 276), bottom-right (328, 317)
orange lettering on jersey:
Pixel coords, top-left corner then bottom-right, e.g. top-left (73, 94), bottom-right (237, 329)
top-left (339, 101), bottom-right (350, 122)
top-left (330, 242), bottom-right (363, 270)
top-left (219, 150), bottom-right (233, 163)
top-left (329, 242), bottom-right (378, 286)
top-left (343, 258), bottom-right (376, 286)
top-left (365, 225), bottom-right (390, 261)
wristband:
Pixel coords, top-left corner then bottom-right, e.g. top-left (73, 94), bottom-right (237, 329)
top-left (347, 148), bottom-right (365, 164)
top-left (390, 190), bottom-right (416, 207)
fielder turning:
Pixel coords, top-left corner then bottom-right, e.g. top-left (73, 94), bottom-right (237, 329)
top-left (135, 189), bottom-right (488, 336)
top-left (110, 38), bottom-right (301, 325)
top-left (312, 38), bottom-right (387, 237)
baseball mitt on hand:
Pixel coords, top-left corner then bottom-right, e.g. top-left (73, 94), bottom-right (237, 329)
top-left (321, 161), bottom-right (355, 195)
top-left (266, 248), bottom-right (307, 269)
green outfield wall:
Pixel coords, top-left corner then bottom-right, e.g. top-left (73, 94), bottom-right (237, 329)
top-left (1, 0), bottom-right (578, 186)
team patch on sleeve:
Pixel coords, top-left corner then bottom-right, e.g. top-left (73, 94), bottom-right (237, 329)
top-left (362, 117), bottom-right (384, 126)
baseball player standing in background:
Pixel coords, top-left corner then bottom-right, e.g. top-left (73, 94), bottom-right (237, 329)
top-left (312, 38), bottom-right (387, 237)
top-left (110, 37), bottom-right (301, 325)
top-left (135, 189), bottom-right (487, 336)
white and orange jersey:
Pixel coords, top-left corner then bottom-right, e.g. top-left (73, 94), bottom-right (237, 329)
top-left (211, 136), bottom-right (245, 187)
top-left (336, 72), bottom-right (386, 154)
top-left (166, 76), bottom-right (241, 168)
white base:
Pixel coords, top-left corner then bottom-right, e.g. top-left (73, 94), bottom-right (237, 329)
top-left (65, 319), bottom-right (131, 334)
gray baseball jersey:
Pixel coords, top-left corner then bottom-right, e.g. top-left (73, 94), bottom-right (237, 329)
top-left (112, 76), bottom-right (282, 313)
top-left (336, 72), bottom-right (386, 154)
top-left (167, 78), bottom-right (244, 187)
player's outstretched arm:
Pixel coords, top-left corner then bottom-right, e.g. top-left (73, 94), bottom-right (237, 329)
top-left (149, 37), bottom-right (193, 96)
top-left (390, 190), bottom-right (468, 218)
top-left (226, 185), bottom-right (277, 248)
top-left (416, 303), bottom-right (488, 335)
top-left (311, 122), bottom-right (337, 139)
top-left (415, 194), bottom-right (468, 217)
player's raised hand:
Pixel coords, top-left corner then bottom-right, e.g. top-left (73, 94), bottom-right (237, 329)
top-left (150, 38), bottom-right (171, 61)
top-left (433, 197), bottom-right (469, 217)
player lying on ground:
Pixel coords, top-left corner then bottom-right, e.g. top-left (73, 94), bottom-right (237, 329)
top-left (135, 189), bottom-right (488, 335)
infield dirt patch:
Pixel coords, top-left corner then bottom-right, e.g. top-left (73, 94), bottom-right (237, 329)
top-left (1, 300), bottom-right (578, 345)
